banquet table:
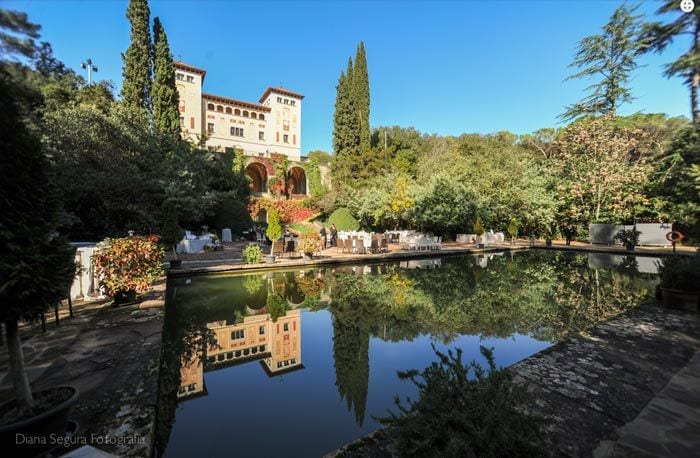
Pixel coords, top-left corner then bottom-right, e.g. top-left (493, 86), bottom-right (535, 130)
top-left (177, 237), bottom-right (211, 254)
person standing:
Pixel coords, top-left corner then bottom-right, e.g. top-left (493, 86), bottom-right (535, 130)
top-left (319, 226), bottom-right (327, 250)
top-left (330, 224), bottom-right (338, 247)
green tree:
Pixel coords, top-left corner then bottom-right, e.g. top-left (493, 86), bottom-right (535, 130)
top-left (332, 57), bottom-right (361, 186)
top-left (152, 16), bottom-right (180, 135)
top-left (266, 208), bottom-right (283, 255)
top-left (0, 9), bottom-right (40, 59)
top-left (0, 69), bottom-right (75, 410)
top-left (640, 0), bottom-right (700, 123)
top-left (353, 41), bottom-right (371, 154)
top-left (561, 4), bottom-right (645, 120)
top-left (121, 0), bottom-right (152, 111)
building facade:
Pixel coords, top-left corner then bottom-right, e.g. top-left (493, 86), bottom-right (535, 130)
top-left (174, 61), bottom-right (308, 198)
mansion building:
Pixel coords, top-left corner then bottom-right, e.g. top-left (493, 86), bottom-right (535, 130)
top-left (174, 61), bottom-right (308, 196)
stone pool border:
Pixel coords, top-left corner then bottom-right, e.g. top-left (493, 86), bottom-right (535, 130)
top-left (167, 243), bottom-right (693, 278)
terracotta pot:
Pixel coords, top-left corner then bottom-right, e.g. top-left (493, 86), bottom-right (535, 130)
top-left (0, 386), bottom-right (79, 458)
top-left (661, 288), bottom-right (699, 312)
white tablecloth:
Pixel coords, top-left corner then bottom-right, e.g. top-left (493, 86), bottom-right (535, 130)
top-left (177, 237), bottom-right (211, 254)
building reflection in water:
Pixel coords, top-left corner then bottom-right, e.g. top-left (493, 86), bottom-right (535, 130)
top-left (177, 308), bottom-right (303, 400)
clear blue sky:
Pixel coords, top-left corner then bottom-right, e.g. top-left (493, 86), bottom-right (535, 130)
top-left (8, 0), bottom-right (692, 153)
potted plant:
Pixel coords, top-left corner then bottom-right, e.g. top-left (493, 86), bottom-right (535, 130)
top-left (299, 233), bottom-right (319, 259)
top-left (94, 235), bottom-right (164, 305)
top-left (657, 256), bottom-right (700, 312)
top-left (614, 228), bottom-right (641, 251)
top-left (265, 209), bottom-right (283, 263)
top-left (0, 73), bottom-right (80, 457)
top-left (507, 217), bottom-right (519, 246)
top-left (242, 243), bottom-right (263, 264)
top-left (474, 218), bottom-right (485, 248)
top-left (161, 203), bottom-right (183, 269)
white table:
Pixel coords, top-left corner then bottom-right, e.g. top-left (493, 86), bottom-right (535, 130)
top-left (177, 237), bottom-right (212, 254)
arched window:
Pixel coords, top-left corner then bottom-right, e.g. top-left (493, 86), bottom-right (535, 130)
top-left (288, 167), bottom-right (307, 196)
top-left (216, 105), bottom-right (223, 112)
top-left (207, 103), bottom-right (214, 110)
top-left (234, 108), bottom-right (241, 116)
top-left (245, 162), bottom-right (268, 193)
top-left (225, 107), bottom-right (232, 114)
top-left (251, 112), bottom-right (257, 119)
top-left (242, 110), bottom-right (249, 117)
top-left (259, 114), bottom-right (265, 121)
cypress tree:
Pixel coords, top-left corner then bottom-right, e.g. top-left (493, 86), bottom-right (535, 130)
top-left (152, 17), bottom-right (180, 135)
top-left (353, 42), bottom-right (371, 154)
top-left (121, 0), bottom-right (152, 111)
top-left (332, 58), bottom-right (361, 185)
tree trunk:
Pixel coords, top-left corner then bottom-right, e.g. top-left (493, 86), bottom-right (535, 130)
top-left (691, 71), bottom-right (699, 124)
top-left (4, 319), bottom-right (35, 409)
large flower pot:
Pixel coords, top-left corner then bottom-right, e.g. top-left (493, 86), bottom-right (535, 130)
top-left (661, 288), bottom-right (699, 312)
top-left (0, 386), bottom-right (79, 458)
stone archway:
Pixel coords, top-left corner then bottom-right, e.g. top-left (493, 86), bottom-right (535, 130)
top-left (245, 162), bottom-right (267, 193)
top-left (287, 166), bottom-right (307, 196)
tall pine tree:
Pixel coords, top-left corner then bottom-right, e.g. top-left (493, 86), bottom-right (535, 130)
top-left (152, 16), bottom-right (180, 135)
top-left (640, 1), bottom-right (700, 123)
top-left (353, 42), bottom-right (371, 154)
top-left (560, 4), bottom-right (644, 121)
top-left (121, 0), bottom-right (152, 111)
top-left (332, 57), bottom-right (361, 185)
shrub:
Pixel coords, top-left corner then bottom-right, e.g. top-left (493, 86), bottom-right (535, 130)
top-left (328, 207), bottom-right (360, 231)
top-left (242, 243), bottom-right (263, 264)
top-left (614, 228), bottom-right (640, 247)
top-left (298, 233), bottom-right (319, 255)
top-left (507, 217), bottom-right (519, 240)
top-left (94, 235), bottom-right (164, 296)
top-left (209, 199), bottom-right (253, 235)
top-left (657, 256), bottom-right (700, 292)
top-left (377, 346), bottom-right (546, 457)
top-left (161, 202), bottom-right (183, 256)
top-left (473, 217), bottom-right (485, 236)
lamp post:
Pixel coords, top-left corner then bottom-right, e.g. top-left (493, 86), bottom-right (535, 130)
top-left (80, 58), bottom-right (98, 85)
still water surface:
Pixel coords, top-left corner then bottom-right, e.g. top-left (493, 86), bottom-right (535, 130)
top-left (157, 250), bottom-right (656, 457)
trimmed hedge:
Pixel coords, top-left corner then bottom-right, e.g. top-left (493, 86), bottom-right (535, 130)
top-left (328, 207), bottom-right (360, 231)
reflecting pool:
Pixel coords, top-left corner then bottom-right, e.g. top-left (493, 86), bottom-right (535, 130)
top-left (156, 250), bottom-right (657, 457)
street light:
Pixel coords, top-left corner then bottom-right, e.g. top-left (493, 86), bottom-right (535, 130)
top-left (80, 58), bottom-right (98, 84)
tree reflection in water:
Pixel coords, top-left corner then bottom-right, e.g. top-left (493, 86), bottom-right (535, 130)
top-left (155, 251), bottom-right (656, 454)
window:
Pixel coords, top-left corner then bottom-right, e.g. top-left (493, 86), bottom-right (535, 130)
top-left (283, 134), bottom-right (289, 144)
top-left (186, 75), bottom-right (194, 83)
top-left (190, 117), bottom-right (195, 129)
top-left (176, 73), bottom-right (184, 81)
top-left (234, 108), bottom-right (241, 116)
top-left (243, 348), bottom-right (249, 356)
top-left (277, 97), bottom-right (282, 103)
top-left (242, 110), bottom-right (249, 118)
top-left (251, 347), bottom-right (258, 354)
top-left (207, 123), bottom-right (214, 134)
top-left (283, 98), bottom-right (289, 105)
top-left (283, 323), bottom-right (289, 331)
top-left (207, 356), bottom-right (215, 363)
top-left (217, 354), bottom-right (224, 362)
top-left (235, 350), bottom-right (241, 357)
top-left (290, 100), bottom-right (296, 107)
top-left (259, 325), bottom-right (265, 335)
top-left (231, 329), bottom-right (245, 339)
top-left (258, 131), bottom-right (265, 141)
top-left (251, 112), bottom-right (257, 119)
top-left (225, 107), bottom-right (232, 114)
top-left (259, 345), bottom-right (266, 352)
top-left (216, 105), bottom-right (223, 112)
top-left (231, 127), bottom-right (244, 137)
top-left (207, 103), bottom-right (214, 110)
top-left (259, 114), bottom-right (265, 121)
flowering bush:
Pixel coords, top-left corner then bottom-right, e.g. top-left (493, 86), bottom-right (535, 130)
top-left (94, 235), bottom-right (164, 297)
top-left (248, 198), bottom-right (317, 223)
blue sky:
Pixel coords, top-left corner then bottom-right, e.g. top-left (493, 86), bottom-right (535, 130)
top-left (8, 0), bottom-right (692, 153)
